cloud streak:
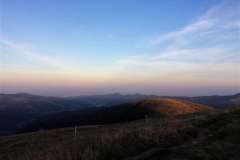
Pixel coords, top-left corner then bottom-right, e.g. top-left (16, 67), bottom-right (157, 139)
top-left (1, 39), bottom-right (67, 70)
top-left (149, 0), bottom-right (239, 46)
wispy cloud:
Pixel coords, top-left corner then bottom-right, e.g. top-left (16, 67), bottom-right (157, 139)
top-left (1, 39), bottom-right (67, 70)
top-left (118, 0), bottom-right (240, 75)
top-left (149, 1), bottom-right (239, 46)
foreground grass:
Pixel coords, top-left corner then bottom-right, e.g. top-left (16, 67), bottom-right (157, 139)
top-left (0, 108), bottom-right (239, 160)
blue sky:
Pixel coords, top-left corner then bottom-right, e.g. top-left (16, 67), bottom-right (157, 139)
top-left (1, 0), bottom-right (239, 96)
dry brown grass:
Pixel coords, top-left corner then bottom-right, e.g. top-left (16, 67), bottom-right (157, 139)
top-left (0, 107), bottom-right (239, 160)
top-left (131, 98), bottom-right (214, 116)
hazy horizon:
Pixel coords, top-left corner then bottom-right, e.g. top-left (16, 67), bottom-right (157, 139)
top-left (1, 0), bottom-right (240, 96)
top-left (1, 90), bottom-right (239, 98)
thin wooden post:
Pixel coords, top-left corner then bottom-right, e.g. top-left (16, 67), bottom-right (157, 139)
top-left (146, 115), bottom-right (148, 125)
top-left (75, 126), bottom-right (77, 141)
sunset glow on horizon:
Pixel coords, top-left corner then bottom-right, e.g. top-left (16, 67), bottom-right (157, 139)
top-left (1, 0), bottom-right (239, 96)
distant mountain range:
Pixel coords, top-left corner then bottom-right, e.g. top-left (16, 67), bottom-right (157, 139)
top-left (71, 93), bottom-right (160, 106)
top-left (0, 93), bottom-right (239, 135)
top-left (174, 93), bottom-right (240, 109)
top-left (75, 93), bottom-right (240, 108)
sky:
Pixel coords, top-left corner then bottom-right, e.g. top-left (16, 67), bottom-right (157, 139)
top-left (0, 0), bottom-right (240, 96)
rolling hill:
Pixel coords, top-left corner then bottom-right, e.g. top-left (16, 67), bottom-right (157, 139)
top-left (18, 98), bottom-right (214, 133)
top-left (175, 93), bottom-right (240, 108)
top-left (0, 93), bottom-right (96, 135)
top-left (0, 93), bottom-right (96, 114)
top-left (130, 98), bottom-right (214, 116)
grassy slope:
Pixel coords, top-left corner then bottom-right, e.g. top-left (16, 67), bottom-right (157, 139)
top-left (130, 98), bottom-right (214, 116)
top-left (150, 108), bottom-right (240, 160)
top-left (0, 108), bottom-right (239, 160)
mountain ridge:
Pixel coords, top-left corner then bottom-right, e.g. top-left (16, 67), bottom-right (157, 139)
top-left (18, 98), bottom-right (214, 134)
